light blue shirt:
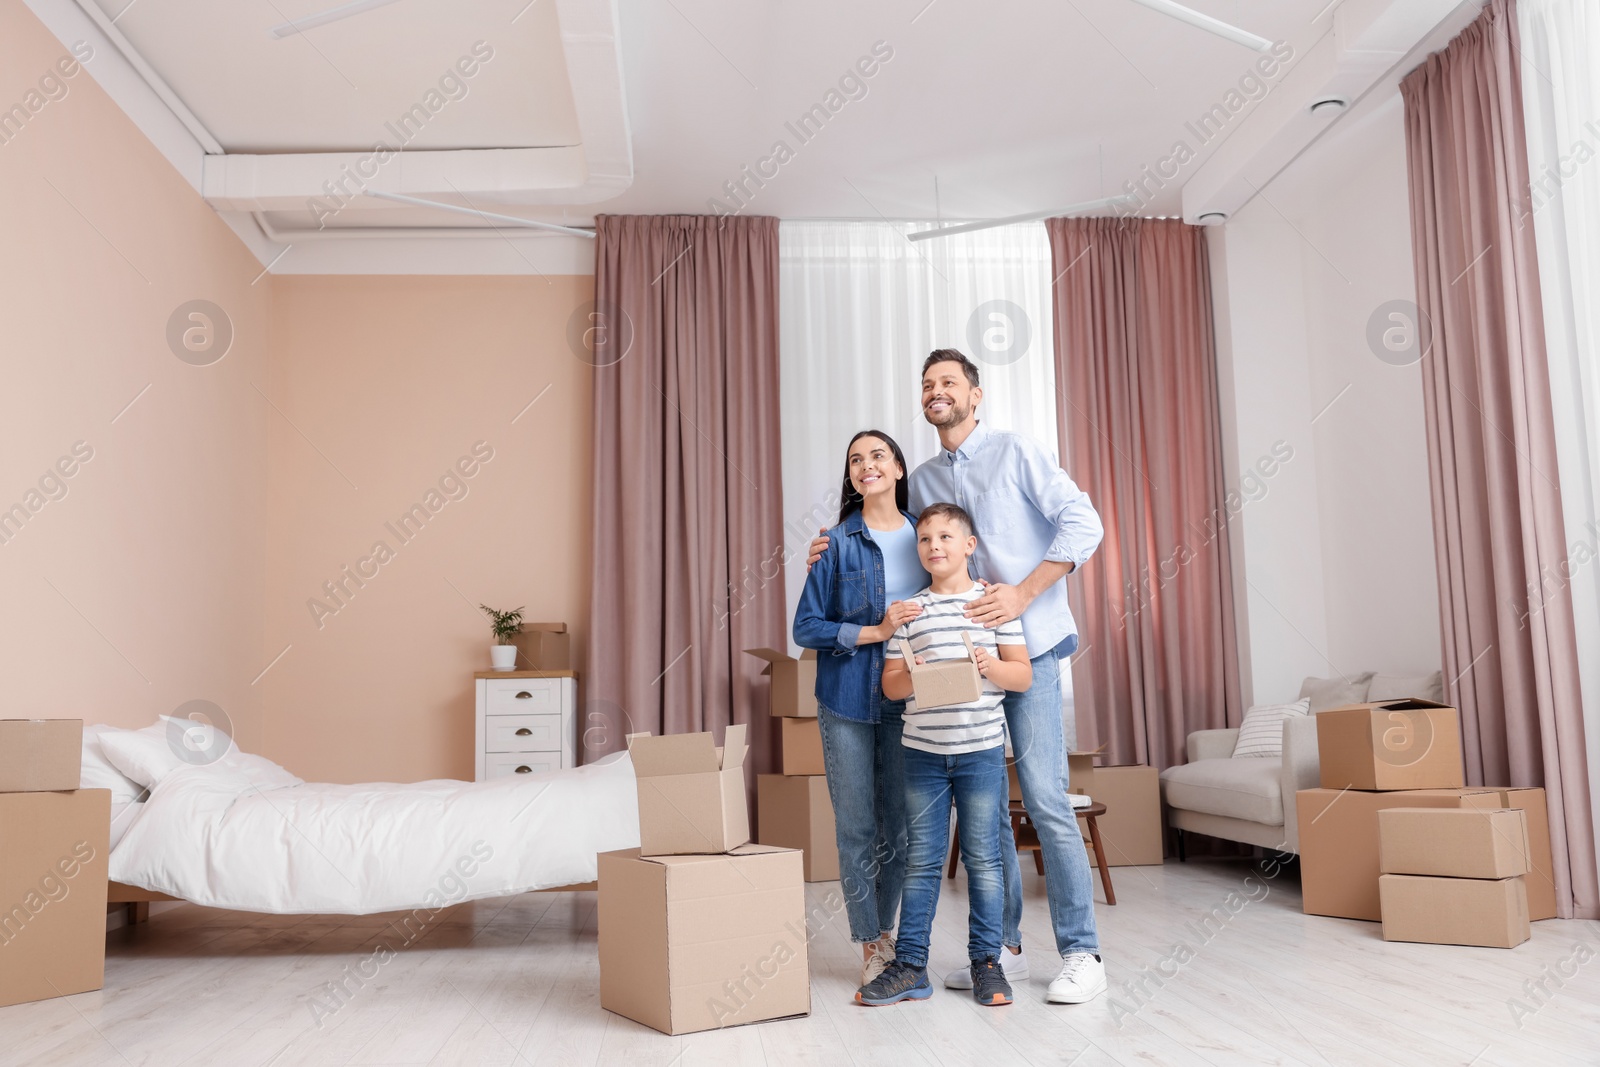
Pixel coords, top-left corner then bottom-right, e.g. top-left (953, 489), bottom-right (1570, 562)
top-left (863, 518), bottom-right (923, 604)
top-left (909, 420), bottom-right (1103, 657)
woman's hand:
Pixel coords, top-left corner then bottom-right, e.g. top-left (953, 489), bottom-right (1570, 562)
top-left (870, 600), bottom-right (922, 643)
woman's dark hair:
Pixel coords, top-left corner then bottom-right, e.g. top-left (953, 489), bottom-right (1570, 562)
top-left (838, 430), bottom-right (909, 522)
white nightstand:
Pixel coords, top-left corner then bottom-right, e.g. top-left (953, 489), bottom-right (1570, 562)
top-left (473, 670), bottom-right (578, 781)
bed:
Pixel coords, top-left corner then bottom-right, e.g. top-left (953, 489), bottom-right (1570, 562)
top-left (86, 721), bottom-right (639, 921)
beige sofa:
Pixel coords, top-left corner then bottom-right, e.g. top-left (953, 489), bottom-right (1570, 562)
top-left (1159, 670), bottom-right (1444, 856)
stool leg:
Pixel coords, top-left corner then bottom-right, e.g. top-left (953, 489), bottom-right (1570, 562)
top-left (1086, 814), bottom-right (1116, 905)
top-left (946, 817), bottom-right (960, 879)
top-left (1034, 849), bottom-right (1045, 876)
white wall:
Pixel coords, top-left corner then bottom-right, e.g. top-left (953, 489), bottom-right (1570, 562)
top-left (1212, 92), bottom-right (1443, 705)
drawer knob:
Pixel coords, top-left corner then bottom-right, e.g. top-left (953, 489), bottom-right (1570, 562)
top-left (515, 727), bottom-right (533, 736)
top-left (516, 691), bottom-right (533, 699)
top-left (515, 765), bottom-right (532, 774)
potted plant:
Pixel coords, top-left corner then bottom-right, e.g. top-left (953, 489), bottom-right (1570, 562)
top-left (480, 604), bottom-right (524, 671)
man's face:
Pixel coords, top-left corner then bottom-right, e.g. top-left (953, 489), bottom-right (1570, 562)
top-left (921, 361), bottom-right (979, 429)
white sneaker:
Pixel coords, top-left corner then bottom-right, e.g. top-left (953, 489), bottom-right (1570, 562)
top-left (861, 936), bottom-right (896, 987)
top-left (1046, 953), bottom-right (1107, 1004)
top-left (944, 946), bottom-right (1029, 989)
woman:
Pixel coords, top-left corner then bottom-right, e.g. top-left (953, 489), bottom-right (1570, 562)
top-left (793, 430), bottom-right (927, 985)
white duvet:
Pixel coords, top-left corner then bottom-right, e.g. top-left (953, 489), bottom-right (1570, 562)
top-left (108, 754), bottom-right (640, 914)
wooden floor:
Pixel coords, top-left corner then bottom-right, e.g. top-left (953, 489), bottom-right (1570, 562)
top-left (5, 858), bottom-right (1599, 1066)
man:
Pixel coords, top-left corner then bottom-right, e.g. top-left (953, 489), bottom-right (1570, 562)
top-left (810, 348), bottom-right (1106, 1004)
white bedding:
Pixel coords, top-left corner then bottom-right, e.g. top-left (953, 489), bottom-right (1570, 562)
top-left (107, 754), bottom-right (640, 914)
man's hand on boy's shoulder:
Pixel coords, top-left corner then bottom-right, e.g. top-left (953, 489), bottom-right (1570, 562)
top-left (806, 527), bottom-right (831, 570)
top-left (965, 581), bottom-right (1029, 627)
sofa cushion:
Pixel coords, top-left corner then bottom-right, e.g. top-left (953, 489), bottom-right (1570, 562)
top-left (1160, 757), bottom-right (1283, 825)
top-left (1231, 698), bottom-right (1310, 758)
top-left (1368, 670), bottom-right (1444, 703)
top-left (1299, 672), bottom-right (1375, 711)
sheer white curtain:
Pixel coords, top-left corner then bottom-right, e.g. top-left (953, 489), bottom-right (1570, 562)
top-left (776, 220), bottom-right (1070, 721)
top-left (1518, 0), bottom-right (1600, 884)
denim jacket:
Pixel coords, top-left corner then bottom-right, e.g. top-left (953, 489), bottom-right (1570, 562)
top-left (792, 508), bottom-right (920, 724)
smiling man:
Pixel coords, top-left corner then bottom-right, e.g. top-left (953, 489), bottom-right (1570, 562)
top-left (810, 348), bottom-right (1107, 1004)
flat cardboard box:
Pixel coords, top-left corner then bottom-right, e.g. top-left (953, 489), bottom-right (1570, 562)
top-left (1316, 700), bottom-right (1465, 791)
top-left (898, 634), bottom-right (981, 709)
top-left (598, 844), bottom-right (810, 1035)
top-left (628, 726), bottom-right (750, 856)
top-left (1297, 786), bottom-right (1503, 921)
top-left (1080, 764), bottom-right (1164, 866)
top-left (745, 649), bottom-right (818, 718)
top-left (1379, 874), bottom-right (1530, 948)
top-left (1497, 788), bottom-right (1557, 921)
top-left (1378, 807), bottom-right (1530, 879)
top-left (511, 622), bottom-right (570, 671)
top-left (756, 774), bottom-right (838, 882)
top-left (780, 717), bottom-right (826, 777)
top-left (0, 719), bottom-right (82, 793)
top-left (0, 789), bottom-right (111, 1007)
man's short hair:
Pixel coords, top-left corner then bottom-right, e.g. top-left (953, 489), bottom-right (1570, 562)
top-left (922, 349), bottom-right (981, 388)
top-left (916, 502), bottom-right (974, 537)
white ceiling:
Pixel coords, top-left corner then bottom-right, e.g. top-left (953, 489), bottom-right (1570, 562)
top-left (30, 0), bottom-right (1483, 273)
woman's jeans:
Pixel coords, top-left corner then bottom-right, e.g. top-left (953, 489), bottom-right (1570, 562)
top-left (896, 744), bottom-right (1008, 968)
top-left (1001, 648), bottom-right (1101, 956)
top-left (817, 702), bottom-right (908, 944)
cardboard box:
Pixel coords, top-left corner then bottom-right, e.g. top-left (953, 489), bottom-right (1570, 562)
top-left (780, 717), bottom-right (825, 777)
top-left (598, 844), bottom-right (810, 1034)
top-left (897, 634), bottom-right (981, 709)
top-left (1081, 765), bottom-right (1164, 866)
top-left (1379, 874), bottom-right (1530, 948)
top-left (0, 719), bottom-right (82, 793)
top-left (745, 649), bottom-right (818, 718)
top-left (0, 789), bottom-right (111, 1007)
top-left (756, 774), bottom-right (838, 882)
top-left (1316, 699), bottom-right (1465, 791)
top-left (628, 726), bottom-right (750, 856)
top-left (1378, 807), bottom-right (1530, 879)
top-left (1009, 750), bottom-right (1098, 803)
top-left (511, 622), bottom-right (570, 671)
top-left (1497, 788), bottom-right (1557, 921)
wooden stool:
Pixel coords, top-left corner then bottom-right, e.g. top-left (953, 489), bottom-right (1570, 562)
top-left (947, 799), bottom-right (1116, 906)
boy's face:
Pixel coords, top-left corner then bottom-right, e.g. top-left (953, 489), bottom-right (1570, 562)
top-left (916, 515), bottom-right (976, 579)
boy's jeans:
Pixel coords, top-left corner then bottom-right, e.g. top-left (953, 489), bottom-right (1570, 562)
top-left (817, 702), bottom-right (908, 943)
top-left (895, 744), bottom-right (1007, 968)
top-left (1002, 648), bottom-right (1101, 956)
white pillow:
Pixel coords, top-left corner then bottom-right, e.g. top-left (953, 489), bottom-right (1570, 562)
top-left (1368, 671), bottom-right (1445, 704)
top-left (82, 724), bottom-right (147, 803)
top-left (1231, 699), bottom-right (1311, 759)
top-left (99, 717), bottom-right (302, 791)
top-left (1298, 672), bottom-right (1374, 712)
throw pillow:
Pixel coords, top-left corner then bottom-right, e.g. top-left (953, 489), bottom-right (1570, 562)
top-left (1298, 672), bottom-right (1375, 712)
top-left (1368, 671), bottom-right (1445, 703)
top-left (1231, 699), bottom-right (1311, 759)
top-left (82, 724), bottom-right (147, 803)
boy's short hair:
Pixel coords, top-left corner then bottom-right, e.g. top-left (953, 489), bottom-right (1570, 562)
top-left (922, 349), bottom-right (981, 388)
top-left (916, 502), bottom-right (974, 537)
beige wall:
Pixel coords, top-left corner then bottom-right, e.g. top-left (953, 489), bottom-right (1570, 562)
top-left (262, 277), bottom-right (593, 783)
top-left (3, 2), bottom-right (594, 783)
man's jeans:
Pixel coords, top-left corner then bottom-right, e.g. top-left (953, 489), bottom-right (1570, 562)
top-left (896, 744), bottom-right (1008, 968)
top-left (1002, 649), bottom-right (1101, 956)
top-left (817, 703), bottom-right (908, 943)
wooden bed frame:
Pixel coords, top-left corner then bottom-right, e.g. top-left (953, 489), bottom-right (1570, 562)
top-left (107, 879), bottom-right (597, 925)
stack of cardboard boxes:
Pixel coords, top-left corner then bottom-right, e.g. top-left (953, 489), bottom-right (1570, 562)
top-left (745, 649), bottom-right (840, 883)
top-left (0, 719), bottom-right (111, 1008)
top-left (1378, 807), bottom-right (1532, 948)
top-left (1295, 698), bottom-right (1556, 940)
top-left (599, 725), bottom-right (811, 1035)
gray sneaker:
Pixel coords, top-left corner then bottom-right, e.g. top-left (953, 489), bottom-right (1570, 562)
top-left (970, 957), bottom-right (1014, 1006)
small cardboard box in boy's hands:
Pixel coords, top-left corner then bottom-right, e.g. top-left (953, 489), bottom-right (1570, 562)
top-left (627, 725), bottom-right (750, 856)
top-left (897, 633), bottom-right (982, 709)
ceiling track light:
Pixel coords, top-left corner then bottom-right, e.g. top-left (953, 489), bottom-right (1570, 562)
top-left (1123, 0), bottom-right (1274, 52)
top-left (268, 0), bottom-right (402, 39)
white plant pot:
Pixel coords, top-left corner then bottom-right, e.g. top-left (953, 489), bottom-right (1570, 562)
top-left (489, 644), bottom-right (518, 671)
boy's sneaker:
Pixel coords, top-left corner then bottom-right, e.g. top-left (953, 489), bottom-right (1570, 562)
top-left (969, 957), bottom-right (1014, 1006)
top-left (856, 960), bottom-right (933, 1006)
top-left (944, 945), bottom-right (1029, 988)
top-left (1046, 953), bottom-right (1107, 1004)
top-left (861, 936), bottom-right (896, 987)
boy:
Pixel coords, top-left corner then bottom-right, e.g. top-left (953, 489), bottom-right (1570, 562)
top-left (856, 502), bottom-right (1032, 1007)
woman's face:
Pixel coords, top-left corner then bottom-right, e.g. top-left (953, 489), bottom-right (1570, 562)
top-left (847, 436), bottom-right (901, 501)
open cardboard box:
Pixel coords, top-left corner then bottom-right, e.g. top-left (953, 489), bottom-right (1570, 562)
top-left (1316, 699), bottom-right (1465, 791)
top-left (744, 649), bottom-right (818, 718)
top-left (627, 725), bottom-right (750, 856)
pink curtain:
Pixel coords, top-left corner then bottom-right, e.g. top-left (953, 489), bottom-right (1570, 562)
top-left (584, 215), bottom-right (785, 783)
top-left (1047, 217), bottom-right (1242, 772)
top-left (1402, 0), bottom-right (1597, 918)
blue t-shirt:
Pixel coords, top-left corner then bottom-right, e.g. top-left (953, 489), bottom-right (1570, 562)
top-left (864, 519), bottom-right (924, 604)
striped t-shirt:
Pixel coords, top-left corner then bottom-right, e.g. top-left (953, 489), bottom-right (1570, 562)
top-left (886, 583), bottom-right (1027, 754)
